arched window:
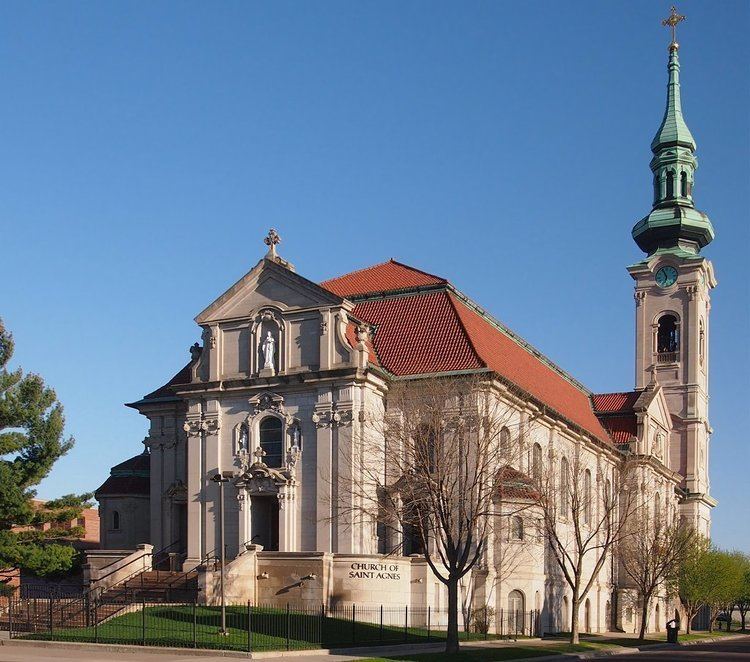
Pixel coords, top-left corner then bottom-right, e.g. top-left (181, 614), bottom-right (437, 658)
top-left (510, 516), bottom-right (524, 540)
top-left (653, 175), bottom-right (660, 203)
top-left (500, 426), bottom-right (511, 460)
top-left (699, 319), bottom-right (705, 364)
top-left (583, 469), bottom-right (592, 525)
top-left (560, 457), bottom-right (570, 518)
top-left (415, 425), bottom-right (437, 473)
top-left (666, 171), bottom-right (674, 199)
top-left (532, 444), bottom-right (542, 482)
top-left (657, 314), bottom-right (679, 354)
top-left (604, 478), bottom-right (612, 515)
top-left (259, 417), bottom-right (283, 468)
top-left (237, 422), bottom-right (249, 454)
top-left (654, 493), bottom-right (661, 524)
top-left (680, 171), bottom-right (688, 197)
top-left (112, 510), bottom-right (120, 531)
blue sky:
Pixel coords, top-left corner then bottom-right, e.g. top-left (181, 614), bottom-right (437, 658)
top-left (1, 1), bottom-right (747, 550)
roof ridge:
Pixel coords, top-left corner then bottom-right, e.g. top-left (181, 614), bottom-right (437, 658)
top-left (387, 259), bottom-right (447, 284)
top-left (320, 259), bottom-right (395, 286)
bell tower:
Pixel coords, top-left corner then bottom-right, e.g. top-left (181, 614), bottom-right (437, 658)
top-left (628, 8), bottom-right (717, 536)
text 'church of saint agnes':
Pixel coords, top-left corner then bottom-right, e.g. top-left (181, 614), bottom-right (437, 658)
top-left (93, 17), bottom-right (716, 635)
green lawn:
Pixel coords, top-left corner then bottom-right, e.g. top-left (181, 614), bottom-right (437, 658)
top-left (23, 605), bottom-right (503, 652)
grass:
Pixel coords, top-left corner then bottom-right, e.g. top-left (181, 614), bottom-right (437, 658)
top-left (22, 604), bottom-right (503, 652)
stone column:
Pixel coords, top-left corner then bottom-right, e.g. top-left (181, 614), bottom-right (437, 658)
top-left (277, 485), bottom-right (297, 552)
top-left (183, 402), bottom-right (204, 569)
top-left (314, 392), bottom-right (333, 552)
top-left (149, 437), bottom-right (164, 551)
top-left (202, 399), bottom-right (222, 562)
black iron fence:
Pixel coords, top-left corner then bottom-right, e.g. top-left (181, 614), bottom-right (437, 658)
top-left (2, 597), bottom-right (541, 652)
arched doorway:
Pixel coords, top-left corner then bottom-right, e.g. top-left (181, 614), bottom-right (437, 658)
top-left (508, 590), bottom-right (525, 635)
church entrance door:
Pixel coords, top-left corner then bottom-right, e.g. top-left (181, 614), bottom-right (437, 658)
top-left (250, 496), bottom-right (279, 551)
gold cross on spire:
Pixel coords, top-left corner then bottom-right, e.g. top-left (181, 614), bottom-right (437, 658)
top-left (662, 6), bottom-right (686, 49)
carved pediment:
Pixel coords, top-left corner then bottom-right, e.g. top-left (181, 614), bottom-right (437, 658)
top-left (195, 258), bottom-right (344, 324)
top-left (236, 463), bottom-right (290, 494)
top-left (248, 391), bottom-right (285, 416)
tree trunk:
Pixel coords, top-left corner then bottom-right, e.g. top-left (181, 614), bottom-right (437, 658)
top-left (741, 611), bottom-right (746, 631)
top-left (570, 593), bottom-right (580, 645)
top-left (638, 596), bottom-right (650, 641)
top-left (445, 578), bottom-right (460, 654)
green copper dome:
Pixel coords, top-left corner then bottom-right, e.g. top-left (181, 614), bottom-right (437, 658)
top-left (632, 45), bottom-right (715, 257)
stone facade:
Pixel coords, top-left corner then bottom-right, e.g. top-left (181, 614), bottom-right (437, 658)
top-left (96, 38), bottom-right (715, 637)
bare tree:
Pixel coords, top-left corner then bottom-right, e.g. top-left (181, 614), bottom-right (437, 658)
top-left (536, 449), bottom-right (637, 644)
top-left (336, 374), bottom-right (532, 653)
top-left (618, 507), bottom-right (694, 640)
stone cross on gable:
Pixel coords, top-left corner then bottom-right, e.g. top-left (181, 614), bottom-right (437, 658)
top-left (662, 6), bottom-right (686, 48)
top-left (264, 228), bottom-right (281, 258)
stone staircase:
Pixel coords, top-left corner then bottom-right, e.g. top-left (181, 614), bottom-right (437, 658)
top-left (103, 569), bottom-right (198, 603)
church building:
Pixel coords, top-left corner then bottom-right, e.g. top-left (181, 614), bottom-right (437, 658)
top-left (95, 24), bottom-right (716, 635)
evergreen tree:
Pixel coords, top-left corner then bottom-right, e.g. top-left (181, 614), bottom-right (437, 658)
top-left (0, 318), bottom-right (90, 576)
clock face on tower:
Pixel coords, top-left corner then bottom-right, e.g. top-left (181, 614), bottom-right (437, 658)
top-left (655, 265), bottom-right (678, 288)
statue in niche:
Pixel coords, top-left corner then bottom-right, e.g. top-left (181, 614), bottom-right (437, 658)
top-left (238, 424), bottom-right (249, 454)
top-left (262, 331), bottom-right (276, 370)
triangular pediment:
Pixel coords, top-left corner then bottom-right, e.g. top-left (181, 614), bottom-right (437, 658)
top-left (195, 258), bottom-right (344, 324)
top-left (635, 383), bottom-right (672, 432)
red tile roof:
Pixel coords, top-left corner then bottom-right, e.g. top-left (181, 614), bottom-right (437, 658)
top-left (592, 392), bottom-right (641, 413)
top-left (334, 262), bottom-right (614, 445)
top-left (322, 260), bottom-right (446, 298)
top-left (95, 475), bottom-right (150, 497)
top-left (598, 414), bottom-right (638, 443)
top-left (450, 295), bottom-right (612, 444)
top-left (352, 291), bottom-right (482, 375)
top-left (496, 466), bottom-right (539, 501)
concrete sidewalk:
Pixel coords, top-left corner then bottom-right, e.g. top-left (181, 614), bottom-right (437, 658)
top-left (1, 632), bottom-right (745, 662)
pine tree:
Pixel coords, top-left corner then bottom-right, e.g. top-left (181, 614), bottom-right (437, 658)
top-left (0, 318), bottom-right (90, 576)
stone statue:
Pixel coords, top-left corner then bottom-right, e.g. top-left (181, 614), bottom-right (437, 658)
top-left (262, 331), bottom-right (276, 370)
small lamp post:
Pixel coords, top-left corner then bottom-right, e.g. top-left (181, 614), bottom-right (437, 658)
top-left (211, 471), bottom-right (234, 635)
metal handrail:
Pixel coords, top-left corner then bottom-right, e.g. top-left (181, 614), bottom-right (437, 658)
top-left (94, 539), bottom-right (181, 585)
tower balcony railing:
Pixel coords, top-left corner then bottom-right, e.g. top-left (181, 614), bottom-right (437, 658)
top-left (656, 351), bottom-right (679, 364)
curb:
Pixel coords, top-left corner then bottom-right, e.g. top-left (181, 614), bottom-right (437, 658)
top-left (499, 633), bottom-right (749, 662)
top-left (0, 633), bottom-right (744, 660)
top-left (0, 638), bottom-right (462, 659)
